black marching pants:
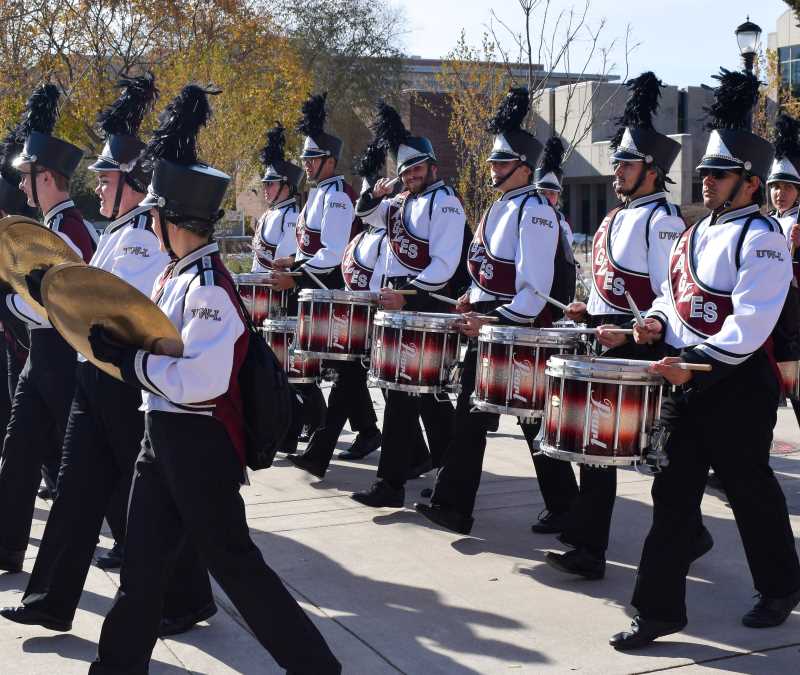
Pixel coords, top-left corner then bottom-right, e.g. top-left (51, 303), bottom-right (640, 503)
top-left (632, 352), bottom-right (800, 623)
top-left (304, 361), bottom-right (378, 469)
top-left (281, 382), bottom-right (327, 451)
top-left (377, 388), bottom-right (454, 487)
top-left (21, 362), bottom-right (212, 622)
top-left (90, 412), bottom-right (340, 675)
top-left (0, 329), bottom-right (76, 554)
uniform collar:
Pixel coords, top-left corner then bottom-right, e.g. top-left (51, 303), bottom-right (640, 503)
top-left (777, 204), bottom-right (800, 219)
top-left (271, 196), bottom-right (296, 211)
top-left (712, 203), bottom-right (761, 225)
top-left (499, 185), bottom-right (534, 201)
top-left (420, 179), bottom-right (445, 197)
top-left (105, 204), bottom-right (151, 235)
top-left (625, 191), bottom-right (667, 209)
top-left (173, 241), bottom-right (219, 276)
top-left (43, 199), bottom-right (75, 226)
top-left (316, 175), bottom-right (344, 189)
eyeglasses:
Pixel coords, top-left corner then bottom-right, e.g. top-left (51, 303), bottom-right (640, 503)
top-left (698, 168), bottom-right (739, 180)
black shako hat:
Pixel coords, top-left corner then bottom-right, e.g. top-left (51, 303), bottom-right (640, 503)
top-left (260, 122), bottom-right (303, 188)
top-left (534, 136), bottom-right (565, 192)
top-left (296, 93), bottom-right (343, 162)
top-left (610, 72), bottom-right (680, 175)
top-left (139, 84), bottom-right (230, 224)
top-left (372, 100), bottom-right (435, 174)
top-left (697, 68), bottom-right (773, 179)
top-left (768, 113), bottom-right (800, 185)
top-left (13, 83), bottom-right (83, 179)
top-left (0, 124), bottom-right (33, 215)
top-left (486, 87), bottom-right (542, 167)
top-left (88, 72), bottom-right (159, 191)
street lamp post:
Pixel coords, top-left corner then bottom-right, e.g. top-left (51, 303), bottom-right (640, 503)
top-left (735, 17), bottom-right (762, 74)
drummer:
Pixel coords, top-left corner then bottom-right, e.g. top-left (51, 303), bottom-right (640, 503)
top-left (0, 74), bottom-right (215, 638)
top-left (541, 73), bottom-right (713, 581)
top-left (350, 101), bottom-right (464, 508)
top-left (0, 84), bottom-right (97, 574)
top-left (84, 84), bottom-right (341, 673)
top-left (269, 93), bottom-right (382, 464)
top-left (414, 87), bottom-right (561, 533)
top-left (253, 121), bottom-right (326, 454)
top-left (611, 67), bottom-right (800, 649)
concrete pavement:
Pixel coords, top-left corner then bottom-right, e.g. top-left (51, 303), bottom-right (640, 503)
top-left (0, 389), bottom-right (798, 674)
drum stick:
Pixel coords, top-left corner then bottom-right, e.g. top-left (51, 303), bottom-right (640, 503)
top-left (654, 362), bottom-right (712, 372)
top-left (624, 291), bottom-right (645, 328)
top-left (543, 327), bottom-right (634, 335)
top-left (302, 268), bottom-right (328, 290)
top-left (430, 292), bottom-right (460, 306)
top-left (393, 289), bottom-right (418, 295)
top-left (532, 288), bottom-right (569, 312)
top-left (584, 356), bottom-right (711, 372)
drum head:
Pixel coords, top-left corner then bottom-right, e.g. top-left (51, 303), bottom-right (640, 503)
top-left (478, 324), bottom-right (579, 348)
top-left (545, 355), bottom-right (663, 384)
top-left (233, 272), bottom-right (274, 285)
top-left (298, 288), bottom-right (378, 304)
top-left (373, 310), bottom-right (460, 331)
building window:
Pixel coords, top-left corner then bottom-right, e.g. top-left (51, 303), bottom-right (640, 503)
top-left (778, 44), bottom-right (800, 96)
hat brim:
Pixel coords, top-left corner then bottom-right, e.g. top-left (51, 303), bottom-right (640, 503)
top-left (535, 182), bottom-right (562, 192)
top-left (767, 173), bottom-right (800, 186)
top-left (299, 150), bottom-right (330, 159)
top-left (487, 152), bottom-right (520, 162)
top-left (610, 150), bottom-right (645, 162)
top-left (11, 154), bottom-right (33, 170)
top-left (138, 192), bottom-right (160, 208)
top-left (398, 155), bottom-right (433, 174)
top-left (697, 157), bottom-right (742, 172)
top-left (88, 157), bottom-right (122, 172)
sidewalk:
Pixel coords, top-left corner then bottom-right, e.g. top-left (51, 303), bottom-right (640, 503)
top-left (1, 390), bottom-right (798, 674)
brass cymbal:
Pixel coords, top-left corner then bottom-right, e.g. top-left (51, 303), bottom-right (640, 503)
top-left (42, 262), bottom-right (183, 381)
top-left (0, 216), bottom-right (42, 292)
top-left (0, 219), bottom-right (84, 319)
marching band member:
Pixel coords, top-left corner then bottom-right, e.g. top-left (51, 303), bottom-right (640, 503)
top-left (85, 84), bottom-right (340, 674)
top-left (534, 136), bottom-right (576, 247)
top-left (271, 93), bottom-right (381, 460)
top-left (415, 87), bottom-right (561, 534)
top-left (611, 68), bottom-right (800, 650)
top-left (350, 102), bottom-right (463, 508)
top-left (535, 73), bottom-right (713, 582)
top-left (253, 122), bottom-right (326, 454)
top-left (0, 74), bottom-right (215, 638)
top-left (0, 84), bottom-right (97, 573)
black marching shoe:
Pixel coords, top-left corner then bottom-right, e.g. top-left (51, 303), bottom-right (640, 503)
top-left (0, 545), bottom-right (25, 573)
top-left (338, 430), bottom-right (382, 460)
top-left (287, 453), bottom-right (327, 479)
top-left (37, 485), bottom-right (56, 501)
top-left (530, 509), bottom-right (569, 534)
top-left (414, 502), bottom-right (474, 535)
top-left (95, 542), bottom-right (124, 570)
top-left (689, 526), bottom-right (713, 563)
top-left (609, 615), bottom-right (686, 651)
top-left (159, 602), bottom-right (217, 638)
top-left (351, 481), bottom-right (404, 508)
top-left (741, 588), bottom-right (800, 628)
top-left (545, 548), bottom-right (605, 580)
top-left (298, 425), bottom-right (313, 443)
top-left (420, 487), bottom-right (433, 499)
top-left (0, 605), bottom-right (72, 632)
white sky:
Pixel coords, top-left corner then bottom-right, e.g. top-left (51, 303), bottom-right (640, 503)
top-left (398, 0), bottom-right (789, 88)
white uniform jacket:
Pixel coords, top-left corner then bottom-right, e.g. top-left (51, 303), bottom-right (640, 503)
top-left (251, 197), bottom-right (298, 271)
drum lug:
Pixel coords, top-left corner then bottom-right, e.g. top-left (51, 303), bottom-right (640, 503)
top-left (642, 422), bottom-right (670, 473)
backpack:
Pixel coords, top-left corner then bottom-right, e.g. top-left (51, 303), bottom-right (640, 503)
top-left (225, 279), bottom-right (294, 470)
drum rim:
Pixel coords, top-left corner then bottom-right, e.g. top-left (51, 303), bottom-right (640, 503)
top-left (545, 355), bottom-right (663, 384)
top-left (373, 310), bottom-right (461, 330)
top-left (233, 272), bottom-right (276, 283)
top-left (298, 288), bottom-right (378, 303)
top-left (539, 443), bottom-right (642, 466)
top-left (367, 374), bottom-right (458, 395)
top-left (294, 349), bottom-right (366, 361)
top-left (471, 397), bottom-right (544, 418)
top-left (478, 324), bottom-right (579, 347)
top-left (260, 318), bottom-right (298, 331)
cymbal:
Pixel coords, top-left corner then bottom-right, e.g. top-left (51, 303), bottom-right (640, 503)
top-left (0, 216), bottom-right (42, 292)
top-left (42, 262), bottom-right (183, 381)
top-left (0, 219), bottom-right (84, 319)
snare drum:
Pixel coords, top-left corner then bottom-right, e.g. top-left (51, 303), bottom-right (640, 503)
top-left (234, 273), bottom-right (287, 325)
top-left (260, 318), bottom-right (321, 384)
top-left (369, 311), bottom-right (462, 394)
top-left (778, 360), bottom-right (800, 399)
top-left (473, 326), bottom-right (580, 418)
top-left (295, 289), bottom-right (378, 360)
top-left (540, 355), bottom-right (664, 467)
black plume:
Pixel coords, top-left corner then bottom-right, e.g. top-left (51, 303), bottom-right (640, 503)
top-left (487, 87), bottom-right (530, 134)
top-left (96, 72), bottom-right (158, 138)
top-left (610, 71), bottom-right (663, 149)
top-left (773, 112), bottom-right (800, 160)
top-left (0, 124), bottom-right (23, 183)
top-left (354, 141), bottom-right (386, 179)
top-left (372, 100), bottom-right (408, 152)
top-left (18, 83), bottom-right (60, 138)
top-left (704, 68), bottom-right (760, 131)
top-left (259, 122), bottom-right (286, 168)
top-left (143, 84), bottom-right (219, 165)
top-left (296, 93), bottom-right (327, 138)
top-left (539, 136), bottom-right (565, 176)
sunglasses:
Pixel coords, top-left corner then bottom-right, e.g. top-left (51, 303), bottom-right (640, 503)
top-left (698, 168), bottom-right (740, 180)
